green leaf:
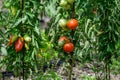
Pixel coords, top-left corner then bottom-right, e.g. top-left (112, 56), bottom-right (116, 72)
top-left (1, 47), bottom-right (7, 56)
top-left (12, 16), bottom-right (27, 28)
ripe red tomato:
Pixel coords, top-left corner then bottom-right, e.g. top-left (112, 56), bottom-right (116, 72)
top-left (67, 19), bottom-right (78, 30)
top-left (15, 37), bottom-right (24, 52)
top-left (63, 42), bottom-right (74, 53)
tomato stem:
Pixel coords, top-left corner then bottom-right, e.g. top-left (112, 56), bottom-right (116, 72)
top-left (68, 1), bottom-right (75, 80)
top-left (21, 0), bottom-right (25, 80)
top-left (72, 2), bottom-right (75, 18)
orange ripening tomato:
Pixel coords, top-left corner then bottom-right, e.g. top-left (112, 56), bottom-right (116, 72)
top-left (63, 42), bottom-right (74, 53)
top-left (59, 36), bottom-right (70, 43)
top-left (15, 37), bottom-right (24, 52)
top-left (58, 36), bottom-right (70, 47)
top-left (67, 19), bottom-right (78, 30)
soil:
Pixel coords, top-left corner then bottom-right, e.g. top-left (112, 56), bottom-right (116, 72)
top-left (1, 59), bottom-right (120, 80)
top-left (57, 62), bottom-right (120, 80)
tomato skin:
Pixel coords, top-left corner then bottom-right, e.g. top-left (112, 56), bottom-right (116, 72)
top-left (59, 36), bottom-right (70, 43)
top-left (15, 37), bottom-right (24, 52)
top-left (67, 0), bottom-right (74, 4)
top-left (63, 42), bottom-right (74, 53)
top-left (60, 0), bottom-right (68, 7)
top-left (58, 19), bottom-right (69, 30)
top-left (67, 19), bottom-right (78, 30)
top-left (58, 36), bottom-right (70, 47)
top-left (8, 34), bottom-right (18, 46)
top-left (58, 40), bottom-right (65, 47)
top-left (23, 34), bottom-right (31, 42)
top-left (11, 6), bottom-right (17, 16)
top-left (64, 4), bottom-right (71, 10)
top-left (24, 43), bottom-right (29, 50)
top-left (12, 34), bottom-right (18, 43)
top-left (58, 19), bottom-right (67, 27)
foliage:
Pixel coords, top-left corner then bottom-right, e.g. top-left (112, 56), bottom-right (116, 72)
top-left (0, 0), bottom-right (58, 79)
top-left (33, 70), bottom-right (62, 80)
top-left (0, 0), bottom-right (120, 79)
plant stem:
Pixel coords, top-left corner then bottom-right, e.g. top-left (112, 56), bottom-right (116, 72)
top-left (69, 56), bottom-right (73, 80)
top-left (105, 63), bottom-right (108, 79)
top-left (72, 2), bottom-right (75, 18)
top-left (68, 2), bottom-right (75, 80)
top-left (108, 64), bottom-right (110, 80)
top-left (21, 0), bottom-right (25, 80)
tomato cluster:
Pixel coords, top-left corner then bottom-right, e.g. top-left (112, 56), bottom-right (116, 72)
top-left (8, 34), bottom-right (31, 52)
top-left (59, 18), bottom-right (78, 30)
top-left (58, 36), bottom-right (74, 53)
top-left (58, 18), bottom-right (78, 53)
top-left (58, 0), bottom-right (78, 54)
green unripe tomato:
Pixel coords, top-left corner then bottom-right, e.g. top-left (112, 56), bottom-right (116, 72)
top-left (24, 43), bottom-right (29, 50)
top-left (11, 34), bottom-right (18, 43)
top-left (64, 4), bottom-right (71, 10)
top-left (58, 19), bottom-right (69, 30)
top-left (58, 19), bottom-right (67, 27)
top-left (58, 40), bottom-right (65, 47)
top-left (23, 34), bottom-right (31, 42)
top-left (67, 0), bottom-right (74, 4)
top-left (11, 6), bottom-right (17, 16)
top-left (59, 0), bottom-right (68, 7)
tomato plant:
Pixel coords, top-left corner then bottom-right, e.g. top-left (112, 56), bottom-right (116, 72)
top-left (0, 0), bottom-right (55, 79)
top-left (0, 0), bottom-right (120, 80)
